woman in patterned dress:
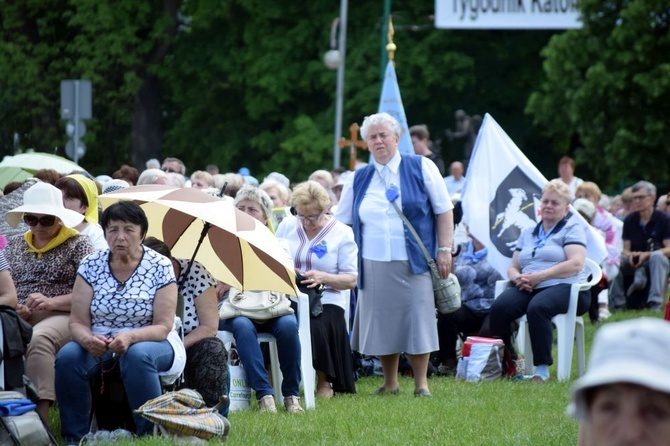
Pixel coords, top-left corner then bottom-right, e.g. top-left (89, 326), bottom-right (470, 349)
top-left (54, 201), bottom-right (185, 443)
top-left (143, 236), bottom-right (229, 416)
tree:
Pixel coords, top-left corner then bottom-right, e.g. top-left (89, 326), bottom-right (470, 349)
top-left (527, 0), bottom-right (670, 189)
top-left (0, 0), bottom-right (561, 183)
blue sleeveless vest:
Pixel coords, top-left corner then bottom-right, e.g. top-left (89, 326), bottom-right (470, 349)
top-left (352, 155), bottom-right (436, 289)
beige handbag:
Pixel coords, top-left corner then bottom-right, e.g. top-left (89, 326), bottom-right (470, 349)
top-left (388, 197), bottom-right (462, 314)
top-left (218, 288), bottom-right (294, 321)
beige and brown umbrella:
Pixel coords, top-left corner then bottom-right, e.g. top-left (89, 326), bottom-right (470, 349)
top-left (100, 185), bottom-right (296, 295)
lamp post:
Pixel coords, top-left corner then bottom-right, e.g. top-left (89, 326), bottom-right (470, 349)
top-left (324, 0), bottom-right (348, 170)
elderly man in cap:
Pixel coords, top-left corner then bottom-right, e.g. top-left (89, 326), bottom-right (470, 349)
top-left (571, 318), bottom-right (670, 446)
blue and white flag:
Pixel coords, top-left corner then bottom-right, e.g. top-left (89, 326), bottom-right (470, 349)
top-left (461, 113), bottom-right (607, 277)
top-left (378, 61), bottom-right (413, 155)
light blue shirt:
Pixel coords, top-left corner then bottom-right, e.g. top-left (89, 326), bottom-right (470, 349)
top-left (444, 175), bottom-right (466, 195)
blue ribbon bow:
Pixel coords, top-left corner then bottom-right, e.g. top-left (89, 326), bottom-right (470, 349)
top-left (310, 243), bottom-right (328, 258)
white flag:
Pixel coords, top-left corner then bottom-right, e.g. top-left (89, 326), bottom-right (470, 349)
top-left (377, 61), bottom-right (413, 155)
top-left (461, 114), bottom-right (607, 277)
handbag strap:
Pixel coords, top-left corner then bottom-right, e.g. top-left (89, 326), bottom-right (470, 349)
top-left (376, 168), bottom-right (436, 269)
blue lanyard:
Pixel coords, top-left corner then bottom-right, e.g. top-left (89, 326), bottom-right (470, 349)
top-left (533, 222), bottom-right (558, 257)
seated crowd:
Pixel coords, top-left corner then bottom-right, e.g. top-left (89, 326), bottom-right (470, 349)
top-left (0, 140), bottom-right (668, 442)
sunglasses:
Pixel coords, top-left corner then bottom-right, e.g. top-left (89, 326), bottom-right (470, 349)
top-left (23, 214), bottom-right (57, 227)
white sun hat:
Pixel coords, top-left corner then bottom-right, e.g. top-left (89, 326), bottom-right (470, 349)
top-left (5, 182), bottom-right (84, 228)
top-left (569, 317), bottom-right (670, 421)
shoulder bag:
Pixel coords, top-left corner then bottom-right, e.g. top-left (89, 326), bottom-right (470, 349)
top-left (218, 287), bottom-right (294, 321)
top-left (387, 192), bottom-right (461, 314)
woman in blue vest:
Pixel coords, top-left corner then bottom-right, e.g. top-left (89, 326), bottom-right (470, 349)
top-left (336, 112), bottom-right (454, 397)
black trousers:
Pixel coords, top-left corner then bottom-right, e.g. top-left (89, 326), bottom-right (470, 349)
top-left (437, 305), bottom-right (491, 364)
top-left (488, 284), bottom-right (589, 366)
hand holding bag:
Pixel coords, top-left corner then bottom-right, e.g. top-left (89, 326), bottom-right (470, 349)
top-left (384, 175), bottom-right (461, 314)
top-left (218, 287), bottom-right (294, 321)
top-left (295, 272), bottom-right (324, 318)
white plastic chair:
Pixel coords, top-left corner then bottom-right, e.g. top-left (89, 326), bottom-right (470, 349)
top-left (217, 291), bottom-right (315, 409)
top-left (494, 258), bottom-right (602, 381)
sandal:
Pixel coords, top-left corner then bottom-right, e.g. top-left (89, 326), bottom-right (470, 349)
top-left (374, 386), bottom-right (400, 395)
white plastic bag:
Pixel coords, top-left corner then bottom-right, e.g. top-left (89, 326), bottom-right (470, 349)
top-left (465, 343), bottom-right (503, 382)
top-left (228, 348), bottom-right (252, 412)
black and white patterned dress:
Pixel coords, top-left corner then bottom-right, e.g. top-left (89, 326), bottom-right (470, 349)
top-left (77, 247), bottom-right (176, 337)
top-left (174, 258), bottom-right (229, 410)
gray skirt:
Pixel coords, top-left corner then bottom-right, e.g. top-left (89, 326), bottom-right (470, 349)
top-left (351, 259), bottom-right (438, 355)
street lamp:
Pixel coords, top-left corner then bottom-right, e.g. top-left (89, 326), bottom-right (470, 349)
top-left (324, 0), bottom-right (348, 170)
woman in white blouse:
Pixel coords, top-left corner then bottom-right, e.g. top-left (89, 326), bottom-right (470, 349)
top-left (336, 112), bottom-right (454, 397)
top-left (276, 181), bottom-right (358, 398)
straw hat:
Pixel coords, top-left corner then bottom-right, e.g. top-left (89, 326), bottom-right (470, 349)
top-left (5, 182), bottom-right (84, 228)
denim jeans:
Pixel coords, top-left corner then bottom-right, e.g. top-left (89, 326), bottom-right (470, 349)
top-left (55, 339), bottom-right (175, 442)
top-left (219, 314), bottom-right (301, 400)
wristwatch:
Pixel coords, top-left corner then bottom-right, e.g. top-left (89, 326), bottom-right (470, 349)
top-left (437, 247), bottom-right (452, 253)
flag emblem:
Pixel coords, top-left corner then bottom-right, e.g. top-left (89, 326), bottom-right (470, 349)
top-left (489, 167), bottom-right (541, 257)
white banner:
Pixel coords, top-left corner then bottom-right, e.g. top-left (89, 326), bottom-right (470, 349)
top-left (460, 113), bottom-right (606, 278)
top-left (435, 0), bottom-right (582, 29)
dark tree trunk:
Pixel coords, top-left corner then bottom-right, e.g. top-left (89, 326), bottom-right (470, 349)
top-left (131, 71), bottom-right (162, 169)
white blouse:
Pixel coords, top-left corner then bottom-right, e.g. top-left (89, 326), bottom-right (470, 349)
top-left (336, 152), bottom-right (452, 261)
top-left (276, 216), bottom-right (358, 310)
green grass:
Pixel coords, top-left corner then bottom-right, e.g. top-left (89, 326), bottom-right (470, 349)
top-left (51, 309), bottom-right (663, 445)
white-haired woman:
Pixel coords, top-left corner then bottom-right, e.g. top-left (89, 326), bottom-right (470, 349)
top-left (336, 112), bottom-right (453, 397)
top-left (219, 185), bottom-right (303, 414)
top-left (190, 170), bottom-right (214, 190)
top-left (489, 179), bottom-right (588, 382)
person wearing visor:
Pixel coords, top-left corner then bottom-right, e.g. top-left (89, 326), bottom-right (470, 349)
top-left (4, 182), bottom-right (94, 426)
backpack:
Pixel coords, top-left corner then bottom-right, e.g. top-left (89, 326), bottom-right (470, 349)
top-left (0, 391), bottom-right (57, 445)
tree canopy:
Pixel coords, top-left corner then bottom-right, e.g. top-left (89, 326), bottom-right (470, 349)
top-left (4, 0), bottom-right (663, 191)
top-left (527, 0), bottom-right (670, 189)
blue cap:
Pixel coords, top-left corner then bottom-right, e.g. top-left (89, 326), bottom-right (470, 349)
top-left (238, 167), bottom-right (250, 176)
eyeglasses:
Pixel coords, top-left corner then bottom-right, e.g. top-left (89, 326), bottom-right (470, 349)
top-left (163, 167), bottom-right (178, 173)
top-left (290, 207), bottom-right (322, 222)
top-left (23, 214), bottom-right (56, 227)
top-left (631, 195), bottom-right (649, 201)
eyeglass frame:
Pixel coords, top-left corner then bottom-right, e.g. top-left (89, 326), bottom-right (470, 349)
top-left (631, 194), bottom-right (650, 201)
top-left (23, 214), bottom-right (57, 227)
top-left (290, 207), bottom-right (323, 222)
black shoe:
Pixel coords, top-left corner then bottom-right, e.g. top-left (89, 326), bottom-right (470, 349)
top-left (647, 302), bottom-right (663, 313)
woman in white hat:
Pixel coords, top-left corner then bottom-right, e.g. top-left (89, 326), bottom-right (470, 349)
top-left (571, 318), bottom-right (670, 445)
top-left (4, 181), bottom-right (94, 426)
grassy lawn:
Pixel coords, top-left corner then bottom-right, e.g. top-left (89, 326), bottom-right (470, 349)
top-left (51, 309), bottom-right (662, 445)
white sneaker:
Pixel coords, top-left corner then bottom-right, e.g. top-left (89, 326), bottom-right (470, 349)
top-left (598, 308), bottom-right (611, 320)
top-left (284, 395), bottom-right (304, 414)
top-left (258, 394), bottom-right (277, 413)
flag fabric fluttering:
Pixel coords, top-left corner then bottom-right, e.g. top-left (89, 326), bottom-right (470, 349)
top-left (377, 61), bottom-right (413, 155)
top-left (461, 113), bottom-right (607, 278)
